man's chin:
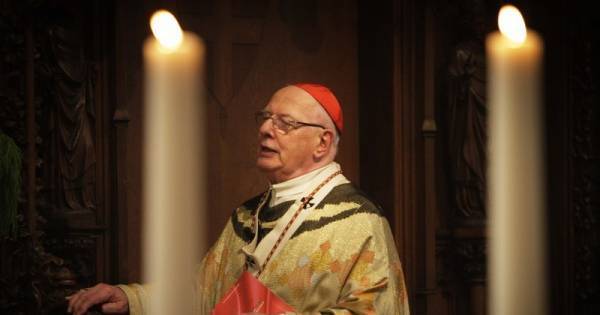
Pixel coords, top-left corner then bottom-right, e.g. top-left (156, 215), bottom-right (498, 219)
top-left (256, 158), bottom-right (279, 173)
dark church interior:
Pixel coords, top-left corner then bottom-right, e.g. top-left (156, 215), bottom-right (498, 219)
top-left (0, 0), bottom-right (598, 314)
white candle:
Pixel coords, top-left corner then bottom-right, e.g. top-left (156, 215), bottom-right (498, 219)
top-left (487, 5), bottom-right (546, 315)
top-left (143, 10), bottom-right (206, 315)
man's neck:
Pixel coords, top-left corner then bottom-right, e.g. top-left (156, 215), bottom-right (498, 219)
top-left (268, 162), bottom-right (341, 207)
top-left (267, 160), bottom-right (332, 184)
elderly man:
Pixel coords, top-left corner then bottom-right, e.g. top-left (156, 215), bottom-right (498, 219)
top-left (67, 83), bottom-right (410, 314)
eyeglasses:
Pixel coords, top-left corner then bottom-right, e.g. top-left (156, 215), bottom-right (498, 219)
top-left (255, 110), bottom-right (326, 134)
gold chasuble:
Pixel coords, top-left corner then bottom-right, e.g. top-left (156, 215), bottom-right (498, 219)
top-left (118, 163), bottom-right (410, 314)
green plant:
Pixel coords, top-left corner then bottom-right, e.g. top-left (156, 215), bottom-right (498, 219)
top-left (0, 132), bottom-right (22, 238)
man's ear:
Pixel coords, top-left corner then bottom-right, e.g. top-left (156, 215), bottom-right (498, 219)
top-left (314, 130), bottom-right (334, 159)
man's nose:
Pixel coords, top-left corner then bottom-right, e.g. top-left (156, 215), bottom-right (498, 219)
top-left (258, 117), bottom-right (275, 137)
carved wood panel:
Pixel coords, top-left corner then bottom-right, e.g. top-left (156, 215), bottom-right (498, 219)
top-left (0, 0), bottom-right (114, 313)
top-left (554, 3), bottom-right (600, 313)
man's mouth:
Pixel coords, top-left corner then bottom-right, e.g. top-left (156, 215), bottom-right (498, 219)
top-left (259, 145), bottom-right (278, 155)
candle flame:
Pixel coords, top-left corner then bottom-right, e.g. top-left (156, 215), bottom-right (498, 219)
top-left (498, 5), bottom-right (527, 45)
top-left (150, 10), bottom-right (183, 51)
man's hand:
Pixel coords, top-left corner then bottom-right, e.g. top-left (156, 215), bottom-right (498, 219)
top-left (66, 283), bottom-right (129, 315)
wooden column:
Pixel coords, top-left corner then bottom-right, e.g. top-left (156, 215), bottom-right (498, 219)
top-left (421, 5), bottom-right (443, 315)
top-left (393, 0), bottom-right (424, 309)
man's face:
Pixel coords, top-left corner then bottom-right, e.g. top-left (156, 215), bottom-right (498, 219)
top-left (256, 87), bottom-right (323, 183)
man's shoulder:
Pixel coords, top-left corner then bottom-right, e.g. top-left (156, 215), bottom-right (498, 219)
top-left (319, 183), bottom-right (384, 214)
top-left (290, 183), bottom-right (386, 239)
top-left (238, 191), bottom-right (268, 214)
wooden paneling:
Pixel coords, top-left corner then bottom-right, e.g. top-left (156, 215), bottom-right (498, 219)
top-left (0, 0), bottom-right (115, 313)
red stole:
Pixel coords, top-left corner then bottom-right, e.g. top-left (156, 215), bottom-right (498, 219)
top-left (212, 271), bottom-right (295, 315)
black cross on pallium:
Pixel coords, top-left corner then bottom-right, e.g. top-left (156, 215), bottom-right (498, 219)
top-left (301, 197), bottom-right (314, 209)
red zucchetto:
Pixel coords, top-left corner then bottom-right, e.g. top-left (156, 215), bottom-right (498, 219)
top-left (293, 83), bottom-right (343, 134)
